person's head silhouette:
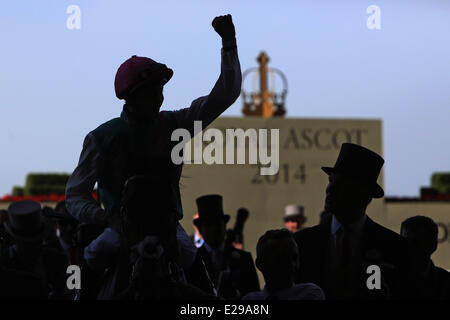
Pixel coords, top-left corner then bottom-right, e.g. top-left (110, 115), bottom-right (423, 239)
top-left (401, 215), bottom-right (438, 259)
top-left (322, 143), bottom-right (384, 226)
top-left (255, 229), bottom-right (299, 292)
top-left (4, 200), bottom-right (45, 263)
top-left (115, 55), bottom-right (173, 122)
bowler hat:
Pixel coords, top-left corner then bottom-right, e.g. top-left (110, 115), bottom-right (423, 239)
top-left (193, 195), bottom-right (230, 227)
top-left (5, 200), bottom-right (45, 242)
top-left (322, 143), bottom-right (385, 198)
top-left (114, 55), bottom-right (173, 100)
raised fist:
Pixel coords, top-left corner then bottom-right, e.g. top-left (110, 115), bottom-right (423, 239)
top-left (212, 14), bottom-right (235, 41)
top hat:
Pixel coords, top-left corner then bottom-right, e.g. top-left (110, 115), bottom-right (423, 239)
top-left (193, 195), bottom-right (230, 226)
top-left (322, 143), bottom-right (385, 198)
top-left (114, 55), bottom-right (173, 100)
top-left (4, 200), bottom-right (45, 242)
top-left (284, 204), bottom-right (306, 222)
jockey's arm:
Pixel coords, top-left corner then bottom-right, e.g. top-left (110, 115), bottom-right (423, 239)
top-left (65, 133), bottom-right (106, 225)
top-left (172, 37), bottom-right (241, 135)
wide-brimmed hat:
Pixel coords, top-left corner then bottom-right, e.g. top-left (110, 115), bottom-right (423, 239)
top-left (114, 55), bottom-right (173, 100)
top-left (193, 195), bottom-right (230, 227)
top-left (284, 204), bottom-right (306, 223)
top-left (322, 143), bottom-right (384, 198)
top-left (4, 200), bottom-right (45, 242)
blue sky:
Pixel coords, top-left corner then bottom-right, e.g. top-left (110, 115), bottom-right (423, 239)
top-left (1, 0), bottom-right (449, 196)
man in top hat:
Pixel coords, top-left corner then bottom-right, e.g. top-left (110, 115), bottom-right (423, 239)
top-left (1, 200), bottom-right (68, 299)
top-left (284, 204), bottom-right (307, 233)
top-left (0, 203), bottom-right (46, 299)
top-left (293, 143), bottom-right (415, 299)
top-left (192, 195), bottom-right (259, 299)
top-left (65, 14), bottom-right (240, 272)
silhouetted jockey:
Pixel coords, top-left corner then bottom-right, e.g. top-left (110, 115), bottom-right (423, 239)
top-left (65, 14), bottom-right (241, 270)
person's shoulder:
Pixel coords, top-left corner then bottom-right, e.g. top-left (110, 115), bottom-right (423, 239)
top-left (91, 116), bottom-right (127, 142)
top-left (366, 217), bottom-right (405, 244)
top-left (157, 110), bottom-right (179, 130)
top-left (291, 282), bottom-right (326, 300)
top-left (241, 290), bottom-right (266, 300)
top-left (434, 265), bottom-right (450, 278)
top-left (88, 116), bottom-right (128, 152)
top-left (93, 116), bottom-right (125, 132)
top-left (230, 247), bottom-right (256, 267)
top-left (365, 218), bottom-right (411, 262)
top-left (293, 282), bottom-right (323, 291)
top-left (296, 224), bottom-right (325, 235)
top-left (293, 223), bottom-right (328, 243)
top-left (159, 110), bottom-right (175, 119)
top-left (231, 246), bottom-right (252, 258)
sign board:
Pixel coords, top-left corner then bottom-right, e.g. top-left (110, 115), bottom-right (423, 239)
top-left (179, 116), bottom-right (385, 258)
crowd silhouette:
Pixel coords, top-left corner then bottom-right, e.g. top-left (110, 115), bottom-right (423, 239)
top-left (1, 14), bottom-right (449, 300)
